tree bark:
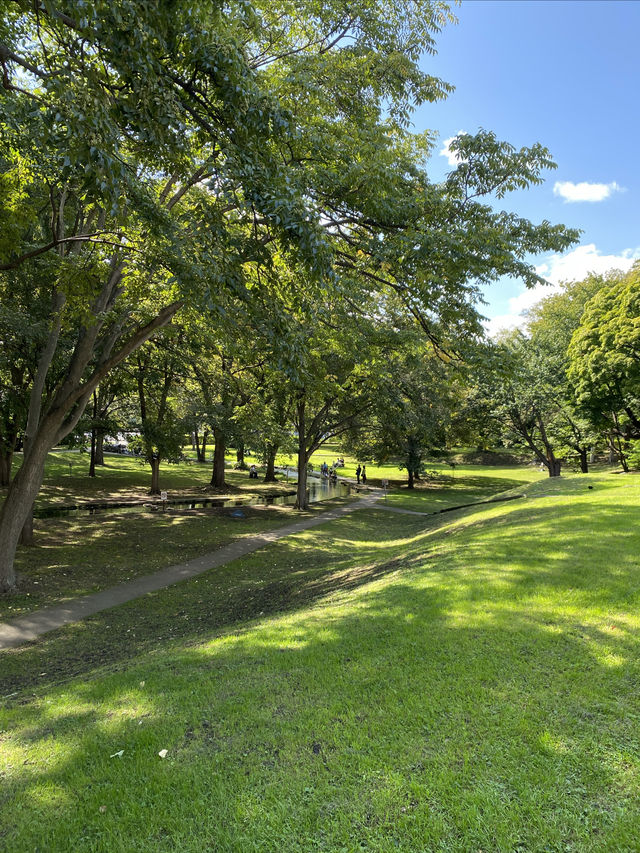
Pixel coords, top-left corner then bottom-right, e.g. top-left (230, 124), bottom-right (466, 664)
top-left (0, 421), bottom-right (55, 590)
top-left (95, 433), bottom-right (104, 466)
top-left (236, 442), bottom-right (246, 469)
top-left (295, 399), bottom-right (309, 509)
top-left (89, 427), bottom-right (97, 477)
top-left (264, 444), bottom-right (278, 482)
top-left (547, 458), bottom-right (562, 477)
top-left (150, 456), bottom-right (161, 494)
top-left (211, 428), bottom-right (226, 488)
top-left (0, 450), bottom-right (13, 487)
top-left (407, 468), bottom-right (415, 489)
top-left (89, 391), bottom-right (97, 477)
top-left (579, 448), bottom-right (589, 474)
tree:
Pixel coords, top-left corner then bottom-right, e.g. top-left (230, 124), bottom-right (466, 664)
top-left (0, 0), bottom-right (581, 591)
top-left (127, 334), bottom-right (188, 495)
top-left (568, 263), bottom-right (640, 467)
top-left (344, 319), bottom-right (455, 488)
top-left (477, 334), bottom-right (565, 476)
top-left (0, 0), bottom-right (330, 590)
top-left (525, 272), bottom-right (616, 472)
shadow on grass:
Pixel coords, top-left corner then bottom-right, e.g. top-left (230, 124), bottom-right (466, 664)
top-left (3, 535), bottom-right (640, 849)
top-left (4, 488), bottom-right (640, 693)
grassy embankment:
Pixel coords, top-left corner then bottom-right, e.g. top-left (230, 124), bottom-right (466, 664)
top-left (1, 449), bottom-right (537, 620)
top-left (2, 471), bottom-right (640, 850)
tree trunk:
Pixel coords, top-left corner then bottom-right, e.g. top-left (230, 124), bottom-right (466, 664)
top-left (407, 468), bottom-right (415, 489)
top-left (579, 448), bottom-right (589, 474)
top-left (0, 450), bottom-right (13, 487)
top-left (535, 415), bottom-right (561, 478)
top-left (200, 429), bottom-right (209, 463)
top-left (264, 444), bottom-right (278, 482)
top-left (89, 392), bottom-right (97, 477)
top-left (150, 456), bottom-right (161, 494)
top-left (547, 458), bottom-right (561, 477)
top-left (95, 433), bottom-right (104, 466)
top-left (295, 453), bottom-right (309, 509)
top-left (236, 442), bottom-right (246, 469)
top-left (89, 427), bottom-right (97, 477)
top-left (295, 400), bottom-right (309, 509)
top-left (0, 427), bottom-right (54, 591)
top-left (19, 508), bottom-right (34, 546)
top-left (211, 428), bottom-right (226, 488)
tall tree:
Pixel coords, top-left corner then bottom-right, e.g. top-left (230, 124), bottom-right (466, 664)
top-left (525, 272), bottom-right (615, 472)
top-left (0, 0), bottom-right (580, 590)
top-left (128, 335), bottom-right (187, 495)
top-left (0, 1), bottom-right (329, 590)
top-left (568, 263), bottom-right (640, 466)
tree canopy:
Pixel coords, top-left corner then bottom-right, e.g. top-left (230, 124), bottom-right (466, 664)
top-left (0, 0), bottom-right (583, 590)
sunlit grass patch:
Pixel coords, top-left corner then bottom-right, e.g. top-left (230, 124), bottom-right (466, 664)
top-left (2, 473), bottom-right (640, 850)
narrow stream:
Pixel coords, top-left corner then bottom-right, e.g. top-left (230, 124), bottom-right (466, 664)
top-left (34, 471), bottom-right (351, 519)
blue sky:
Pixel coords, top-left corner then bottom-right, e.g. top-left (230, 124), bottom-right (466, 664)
top-left (414, 0), bottom-right (640, 332)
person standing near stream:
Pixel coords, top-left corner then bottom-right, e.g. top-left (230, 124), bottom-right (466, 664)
top-left (356, 464), bottom-right (361, 484)
top-left (361, 465), bottom-right (367, 484)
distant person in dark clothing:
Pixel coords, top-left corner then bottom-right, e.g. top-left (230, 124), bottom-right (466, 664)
top-left (361, 465), bottom-right (367, 484)
top-left (356, 464), bottom-right (361, 484)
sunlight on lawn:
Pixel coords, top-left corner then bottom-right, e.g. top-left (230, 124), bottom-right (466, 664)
top-left (3, 472), bottom-right (640, 850)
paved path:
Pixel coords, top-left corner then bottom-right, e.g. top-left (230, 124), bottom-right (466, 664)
top-left (0, 492), bottom-right (381, 651)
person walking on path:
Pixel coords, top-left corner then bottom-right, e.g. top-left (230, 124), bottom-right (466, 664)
top-left (362, 465), bottom-right (367, 484)
top-left (356, 464), bottom-right (361, 484)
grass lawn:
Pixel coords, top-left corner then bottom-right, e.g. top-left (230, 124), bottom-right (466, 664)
top-left (19, 450), bottom-right (297, 508)
top-left (1, 452), bottom-right (541, 621)
top-left (0, 500), bottom-right (352, 621)
top-left (2, 471), bottom-right (640, 850)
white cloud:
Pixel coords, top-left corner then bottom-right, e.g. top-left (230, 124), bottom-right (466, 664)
top-left (535, 243), bottom-right (640, 282)
top-left (485, 243), bottom-right (640, 336)
top-left (439, 130), bottom-right (467, 167)
top-left (553, 180), bottom-right (624, 203)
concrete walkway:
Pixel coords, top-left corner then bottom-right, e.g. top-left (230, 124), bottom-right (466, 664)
top-left (0, 491), bottom-right (381, 651)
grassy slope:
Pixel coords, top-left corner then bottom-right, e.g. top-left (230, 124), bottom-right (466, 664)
top-left (1, 502), bottom-right (350, 621)
top-left (2, 473), bottom-right (640, 851)
top-left (1, 455), bottom-right (534, 621)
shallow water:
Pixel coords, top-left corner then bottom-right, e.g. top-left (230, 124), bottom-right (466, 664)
top-left (34, 472), bottom-right (351, 519)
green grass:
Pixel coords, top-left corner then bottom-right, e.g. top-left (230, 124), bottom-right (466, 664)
top-left (1, 450), bottom-right (543, 621)
top-left (1, 500), bottom-right (351, 621)
top-left (19, 450), bottom-right (296, 507)
top-left (378, 464), bottom-right (544, 512)
top-left (2, 472), bottom-right (640, 850)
